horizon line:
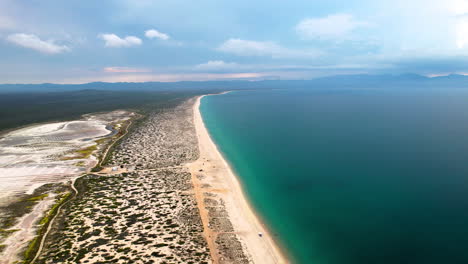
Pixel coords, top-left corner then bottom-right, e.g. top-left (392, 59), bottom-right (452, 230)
top-left (0, 73), bottom-right (464, 86)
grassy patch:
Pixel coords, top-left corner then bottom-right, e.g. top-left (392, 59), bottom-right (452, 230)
top-left (94, 138), bottom-right (108, 145)
top-left (39, 193), bottom-right (70, 226)
top-left (27, 193), bottom-right (49, 202)
top-left (76, 145), bottom-right (97, 158)
top-left (61, 145), bottom-right (98, 161)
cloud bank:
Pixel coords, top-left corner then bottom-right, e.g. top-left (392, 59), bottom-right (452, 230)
top-left (6, 33), bottom-right (70, 54)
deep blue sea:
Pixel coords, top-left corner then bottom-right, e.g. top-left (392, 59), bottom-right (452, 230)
top-left (200, 88), bottom-right (468, 264)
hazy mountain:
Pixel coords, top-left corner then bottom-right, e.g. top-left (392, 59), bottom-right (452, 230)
top-left (1, 74), bottom-right (468, 93)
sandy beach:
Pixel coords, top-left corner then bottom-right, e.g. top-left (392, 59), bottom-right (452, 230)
top-left (188, 95), bottom-right (288, 264)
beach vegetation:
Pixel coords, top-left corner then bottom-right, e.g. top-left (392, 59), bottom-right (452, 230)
top-left (94, 138), bottom-right (108, 145)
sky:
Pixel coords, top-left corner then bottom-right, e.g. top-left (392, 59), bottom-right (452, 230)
top-left (1, 0), bottom-right (468, 83)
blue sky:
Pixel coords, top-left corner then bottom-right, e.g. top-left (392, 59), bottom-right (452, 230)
top-left (1, 0), bottom-right (468, 83)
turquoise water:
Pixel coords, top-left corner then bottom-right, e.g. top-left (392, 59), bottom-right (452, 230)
top-left (200, 88), bottom-right (468, 264)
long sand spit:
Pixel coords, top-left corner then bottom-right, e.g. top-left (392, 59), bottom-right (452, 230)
top-left (188, 95), bottom-right (288, 264)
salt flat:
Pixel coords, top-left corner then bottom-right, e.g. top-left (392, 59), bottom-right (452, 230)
top-left (0, 111), bottom-right (133, 205)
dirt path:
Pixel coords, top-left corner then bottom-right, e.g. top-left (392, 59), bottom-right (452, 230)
top-left (189, 163), bottom-right (220, 263)
top-left (29, 177), bottom-right (79, 264)
top-left (99, 120), bottom-right (133, 168)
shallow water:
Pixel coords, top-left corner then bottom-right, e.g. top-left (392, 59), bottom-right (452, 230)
top-left (201, 88), bottom-right (468, 264)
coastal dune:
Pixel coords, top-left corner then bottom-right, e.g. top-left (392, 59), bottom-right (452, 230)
top-left (188, 95), bottom-right (287, 264)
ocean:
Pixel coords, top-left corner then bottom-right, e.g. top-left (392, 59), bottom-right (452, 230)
top-left (200, 88), bottom-right (468, 264)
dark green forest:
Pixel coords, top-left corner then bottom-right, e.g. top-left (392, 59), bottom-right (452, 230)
top-left (0, 89), bottom-right (212, 132)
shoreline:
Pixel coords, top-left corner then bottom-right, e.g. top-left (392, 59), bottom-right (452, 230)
top-left (188, 94), bottom-right (288, 263)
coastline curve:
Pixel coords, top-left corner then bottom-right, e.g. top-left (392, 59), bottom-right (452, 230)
top-left (188, 94), bottom-right (288, 264)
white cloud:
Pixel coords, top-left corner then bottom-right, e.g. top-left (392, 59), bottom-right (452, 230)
top-left (99, 34), bottom-right (142, 47)
top-left (449, 0), bottom-right (468, 49)
top-left (447, 0), bottom-right (468, 15)
top-left (456, 18), bottom-right (468, 48)
top-left (218, 39), bottom-right (280, 56)
top-left (195, 60), bottom-right (239, 71)
top-left (295, 14), bottom-right (368, 41)
top-left (218, 38), bottom-right (321, 59)
top-left (6, 33), bottom-right (70, 54)
top-left (145, 29), bottom-right (169, 40)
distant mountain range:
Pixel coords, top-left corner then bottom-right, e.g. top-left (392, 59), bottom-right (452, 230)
top-left (1, 74), bottom-right (468, 93)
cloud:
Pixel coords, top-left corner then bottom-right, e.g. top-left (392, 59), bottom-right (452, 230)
top-left (103, 67), bottom-right (152, 73)
top-left (452, 2), bottom-right (468, 49)
top-left (295, 14), bottom-right (368, 41)
top-left (145, 29), bottom-right (169, 40)
top-left (447, 0), bottom-right (468, 15)
top-left (99, 34), bottom-right (142, 47)
top-left (194, 60), bottom-right (239, 71)
top-left (218, 38), bottom-right (321, 59)
top-left (456, 18), bottom-right (468, 48)
top-left (6, 33), bottom-right (70, 54)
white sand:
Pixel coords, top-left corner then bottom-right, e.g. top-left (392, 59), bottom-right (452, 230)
top-left (188, 95), bottom-right (288, 264)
